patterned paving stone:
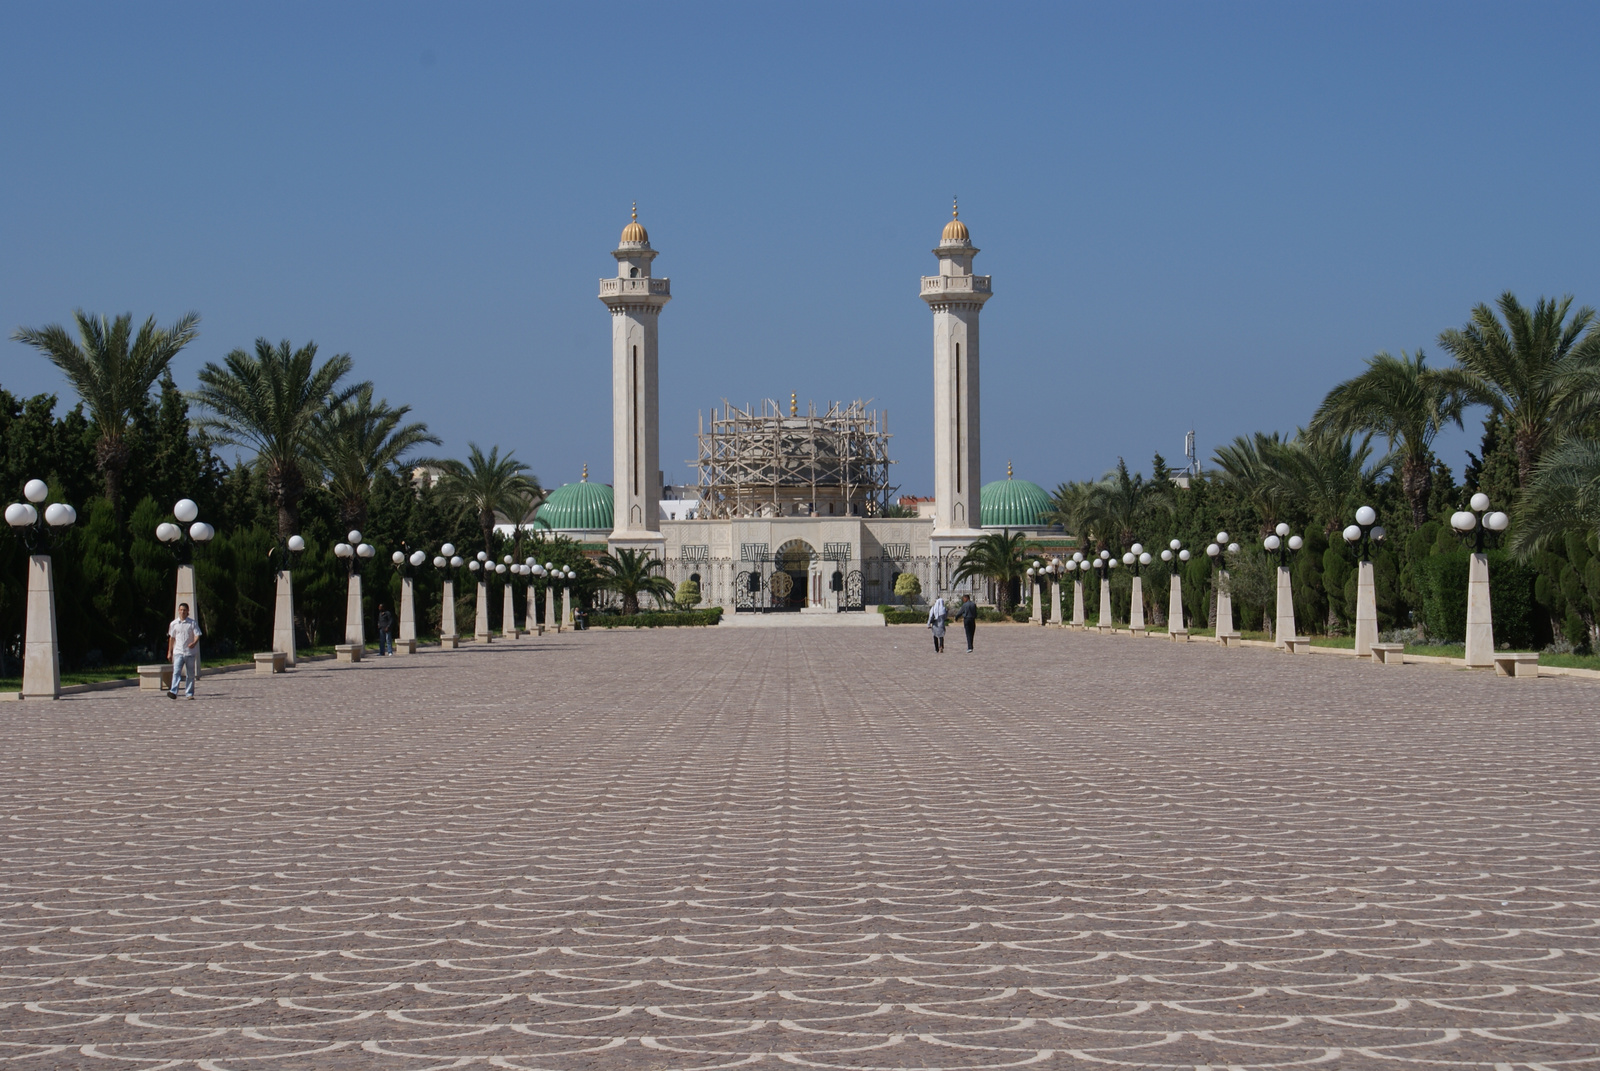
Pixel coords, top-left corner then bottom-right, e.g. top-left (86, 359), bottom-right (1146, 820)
top-left (0, 627), bottom-right (1597, 1069)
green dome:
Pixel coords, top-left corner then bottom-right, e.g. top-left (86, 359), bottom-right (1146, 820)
top-left (980, 476), bottom-right (1052, 528)
top-left (536, 480), bottom-right (614, 531)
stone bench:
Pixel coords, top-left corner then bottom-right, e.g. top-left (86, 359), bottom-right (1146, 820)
top-left (1371, 643), bottom-right (1406, 665)
top-left (138, 664), bottom-right (172, 691)
top-left (1281, 637), bottom-right (1313, 654)
top-left (1493, 652), bottom-right (1539, 678)
top-left (334, 644), bottom-right (362, 663)
top-left (1216, 632), bottom-right (1242, 647)
top-left (440, 634), bottom-right (460, 649)
top-left (1128, 628), bottom-right (1147, 638)
top-left (253, 651), bottom-right (287, 675)
top-left (394, 639), bottom-right (417, 654)
top-left (1168, 629), bottom-right (1188, 643)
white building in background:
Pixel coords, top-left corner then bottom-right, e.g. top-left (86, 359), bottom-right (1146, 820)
top-left (528, 203), bottom-right (1057, 611)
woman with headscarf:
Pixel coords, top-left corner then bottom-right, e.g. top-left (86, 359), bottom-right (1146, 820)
top-left (927, 596), bottom-right (948, 653)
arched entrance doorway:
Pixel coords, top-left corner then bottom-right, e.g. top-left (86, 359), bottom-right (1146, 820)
top-left (773, 540), bottom-right (815, 609)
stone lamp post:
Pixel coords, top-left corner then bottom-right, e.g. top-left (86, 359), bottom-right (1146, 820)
top-left (1026, 560), bottom-right (1044, 625)
top-left (155, 498), bottom-right (216, 627)
top-left (334, 531), bottom-right (375, 648)
top-left (468, 552), bottom-right (493, 642)
top-left (1451, 494), bottom-right (1510, 667)
top-left (498, 556), bottom-right (523, 637)
top-left (1066, 553), bottom-right (1086, 628)
top-left (1092, 551), bottom-right (1117, 632)
top-left (542, 561), bottom-right (560, 632)
top-left (561, 566), bottom-right (578, 629)
top-left (1160, 540), bottom-right (1191, 637)
top-left (522, 559), bottom-right (548, 634)
top-left (269, 534), bottom-right (306, 666)
top-left (5, 479), bottom-right (77, 699)
top-left (433, 544), bottom-right (463, 648)
top-left (1205, 532), bottom-right (1241, 639)
top-left (1341, 507), bottom-right (1385, 657)
top-left (1122, 544), bottom-right (1152, 634)
top-left (1045, 559), bottom-right (1063, 627)
top-left (390, 547), bottom-right (427, 654)
top-left (1263, 524), bottom-right (1305, 647)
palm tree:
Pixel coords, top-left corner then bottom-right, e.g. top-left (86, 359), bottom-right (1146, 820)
top-left (597, 548), bottom-right (675, 615)
top-left (1276, 429), bottom-right (1384, 533)
top-left (317, 384), bottom-right (441, 530)
top-left (1044, 480), bottom-right (1098, 544)
top-left (1310, 349), bottom-right (1466, 526)
top-left (1510, 438), bottom-right (1600, 556)
top-left (1214, 431), bottom-right (1290, 528)
top-left (951, 530), bottom-right (1029, 612)
top-left (1087, 457), bottom-right (1173, 548)
top-left (1435, 293), bottom-right (1600, 486)
top-left (436, 443), bottom-right (540, 553)
top-left (192, 338), bottom-right (358, 539)
top-left (12, 309), bottom-right (200, 521)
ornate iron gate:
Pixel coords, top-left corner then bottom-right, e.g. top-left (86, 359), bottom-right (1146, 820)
top-left (843, 570), bottom-right (864, 610)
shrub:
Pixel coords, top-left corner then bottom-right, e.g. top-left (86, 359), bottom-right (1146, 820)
top-left (675, 579), bottom-right (701, 609)
top-left (1418, 549), bottom-right (1542, 648)
top-left (588, 607), bottom-right (723, 628)
top-left (893, 572), bottom-right (922, 603)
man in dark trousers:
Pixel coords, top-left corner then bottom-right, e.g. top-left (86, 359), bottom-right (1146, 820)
top-left (959, 594), bottom-right (978, 652)
top-left (376, 604), bottom-right (395, 656)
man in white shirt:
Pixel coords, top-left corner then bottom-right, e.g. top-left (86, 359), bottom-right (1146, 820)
top-left (166, 603), bottom-right (202, 700)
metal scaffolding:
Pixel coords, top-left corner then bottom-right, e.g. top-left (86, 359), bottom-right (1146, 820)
top-left (692, 396), bottom-right (897, 519)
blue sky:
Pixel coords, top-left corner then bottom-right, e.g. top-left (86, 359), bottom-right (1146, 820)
top-left (3, 2), bottom-right (1597, 499)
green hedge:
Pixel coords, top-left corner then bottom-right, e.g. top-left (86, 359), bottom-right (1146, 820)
top-left (1418, 549), bottom-right (1540, 647)
top-left (879, 605), bottom-right (1015, 624)
top-left (589, 608), bottom-right (724, 628)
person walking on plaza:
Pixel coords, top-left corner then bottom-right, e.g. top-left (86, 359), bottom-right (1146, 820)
top-left (960, 594), bottom-right (977, 652)
top-left (166, 602), bottom-right (201, 700)
top-left (927, 596), bottom-right (948, 653)
top-left (376, 604), bottom-right (394, 656)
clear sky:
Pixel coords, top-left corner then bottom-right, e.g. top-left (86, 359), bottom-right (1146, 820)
top-left (4, 2), bottom-right (1597, 500)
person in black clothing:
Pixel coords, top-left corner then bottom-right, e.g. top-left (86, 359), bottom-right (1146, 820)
top-left (376, 604), bottom-right (394, 656)
top-left (959, 594), bottom-right (977, 651)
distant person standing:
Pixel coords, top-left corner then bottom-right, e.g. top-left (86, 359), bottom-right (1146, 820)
top-left (376, 604), bottom-right (394, 656)
top-left (927, 596), bottom-right (947, 654)
top-left (960, 594), bottom-right (977, 652)
top-left (166, 602), bottom-right (201, 700)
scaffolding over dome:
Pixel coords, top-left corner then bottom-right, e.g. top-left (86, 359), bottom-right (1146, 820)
top-left (692, 397), bottom-right (897, 520)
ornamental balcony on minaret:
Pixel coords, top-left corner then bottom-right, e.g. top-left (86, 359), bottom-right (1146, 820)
top-left (600, 205), bottom-right (670, 552)
top-left (922, 199), bottom-right (992, 543)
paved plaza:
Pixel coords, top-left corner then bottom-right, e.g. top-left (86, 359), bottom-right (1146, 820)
top-left (1, 626), bottom-right (1597, 1069)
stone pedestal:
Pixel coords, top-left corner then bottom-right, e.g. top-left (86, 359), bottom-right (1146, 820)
top-left (1050, 579), bottom-right (1062, 628)
top-left (563, 587), bottom-right (573, 629)
top-left (334, 643), bottom-right (362, 663)
top-left (527, 586), bottom-right (540, 637)
top-left (400, 576), bottom-right (417, 646)
top-left (254, 651), bottom-right (287, 674)
top-left (22, 555), bottom-right (60, 700)
top-left (272, 570), bottom-right (296, 667)
top-left (1030, 581), bottom-right (1043, 625)
top-left (440, 635), bottom-right (459, 649)
top-left (547, 586), bottom-right (559, 632)
top-left (1129, 576), bottom-right (1145, 631)
top-left (1072, 578), bottom-right (1085, 628)
top-left (1464, 552), bottom-right (1494, 667)
top-left (1168, 573), bottom-right (1184, 634)
top-left (174, 563), bottom-right (197, 626)
top-left (1353, 560), bottom-right (1378, 657)
top-left (1274, 566), bottom-right (1295, 648)
top-left (441, 578), bottom-right (457, 643)
top-left (474, 581), bottom-right (491, 641)
top-left (502, 583), bottom-right (517, 636)
top-left (1214, 570), bottom-right (1233, 636)
top-left (344, 574), bottom-right (365, 646)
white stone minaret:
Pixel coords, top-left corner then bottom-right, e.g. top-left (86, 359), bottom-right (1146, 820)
top-left (922, 199), bottom-right (991, 550)
top-left (599, 204), bottom-right (670, 554)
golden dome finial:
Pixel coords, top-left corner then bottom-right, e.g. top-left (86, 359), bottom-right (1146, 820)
top-left (581, 462), bottom-right (588, 482)
top-left (620, 204), bottom-right (648, 244)
top-left (1007, 459), bottom-right (1013, 479)
top-left (941, 199), bottom-right (970, 242)
top-left (790, 391), bottom-right (797, 417)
